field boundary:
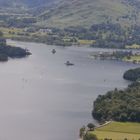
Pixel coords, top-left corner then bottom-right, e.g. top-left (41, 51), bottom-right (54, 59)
top-left (96, 130), bottom-right (140, 135)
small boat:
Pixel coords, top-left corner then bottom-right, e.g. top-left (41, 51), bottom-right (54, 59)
top-left (65, 61), bottom-right (74, 66)
top-left (52, 49), bottom-right (56, 54)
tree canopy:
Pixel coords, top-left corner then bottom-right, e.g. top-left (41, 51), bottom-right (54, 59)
top-left (92, 82), bottom-right (140, 122)
top-left (0, 31), bottom-right (31, 61)
top-left (123, 68), bottom-right (140, 81)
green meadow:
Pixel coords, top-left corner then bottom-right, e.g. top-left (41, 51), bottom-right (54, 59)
top-left (91, 122), bottom-right (140, 140)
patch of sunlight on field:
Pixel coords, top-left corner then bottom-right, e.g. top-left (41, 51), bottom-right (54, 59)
top-left (93, 131), bottom-right (140, 140)
top-left (0, 27), bottom-right (24, 38)
top-left (126, 44), bottom-right (140, 49)
top-left (91, 122), bottom-right (140, 140)
top-left (96, 122), bottom-right (140, 134)
top-left (123, 55), bottom-right (140, 62)
top-left (78, 40), bottom-right (95, 45)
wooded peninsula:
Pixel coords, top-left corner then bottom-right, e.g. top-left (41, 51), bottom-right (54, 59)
top-left (0, 31), bottom-right (31, 61)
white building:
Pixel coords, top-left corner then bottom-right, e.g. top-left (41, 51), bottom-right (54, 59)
top-left (39, 28), bottom-right (52, 34)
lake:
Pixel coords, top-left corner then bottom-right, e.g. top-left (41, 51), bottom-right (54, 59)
top-left (0, 40), bottom-right (138, 140)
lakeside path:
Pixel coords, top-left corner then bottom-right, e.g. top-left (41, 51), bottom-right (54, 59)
top-left (95, 121), bottom-right (112, 129)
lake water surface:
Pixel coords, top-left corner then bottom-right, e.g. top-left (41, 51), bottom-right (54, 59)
top-left (0, 40), bottom-right (138, 140)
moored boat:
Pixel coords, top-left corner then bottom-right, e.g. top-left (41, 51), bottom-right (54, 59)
top-left (65, 61), bottom-right (74, 66)
top-left (52, 49), bottom-right (56, 54)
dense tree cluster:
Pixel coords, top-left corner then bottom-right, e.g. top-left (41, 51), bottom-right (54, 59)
top-left (61, 23), bottom-right (140, 48)
top-left (6, 17), bottom-right (36, 28)
top-left (83, 133), bottom-right (98, 140)
top-left (3, 22), bottom-right (140, 47)
top-left (0, 32), bottom-right (31, 61)
top-left (90, 23), bottom-right (135, 48)
top-left (12, 34), bottom-right (74, 47)
top-left (39, 23), bottom-right (140, 48)
top-left (0, 43), bottom-right (31, 61)
top-left (123, 67), bottom-right (140, 81)
top-left (0, 45), bottom-right (31, 58)
top-left (92, 82), bottom-right (140, 122)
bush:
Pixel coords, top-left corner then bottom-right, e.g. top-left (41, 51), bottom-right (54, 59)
top-left (87, 123), bottom-right (95, 131)
top-left (83, 133), bottom-right (98, 140)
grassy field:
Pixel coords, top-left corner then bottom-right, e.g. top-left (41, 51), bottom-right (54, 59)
top-left (91, 122), bottom-right (140, 140)
top-left (0, 27), bottom-right (43, 39)
top-left (125, 44), bottom-right (140, 49)
top-left (123, 55), bottom-right (140, 63)
top-left (0, 27), bottom-right (24, 38)
top-left (78, 40), bottom-right (95, 45)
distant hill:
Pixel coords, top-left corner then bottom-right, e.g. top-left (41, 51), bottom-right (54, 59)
top-left (1, 0), bottom-right (140, 28)
top-left (35, 0), bottom-right (140, 28)
top-left (0, 0), bottom-right (54, 8)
